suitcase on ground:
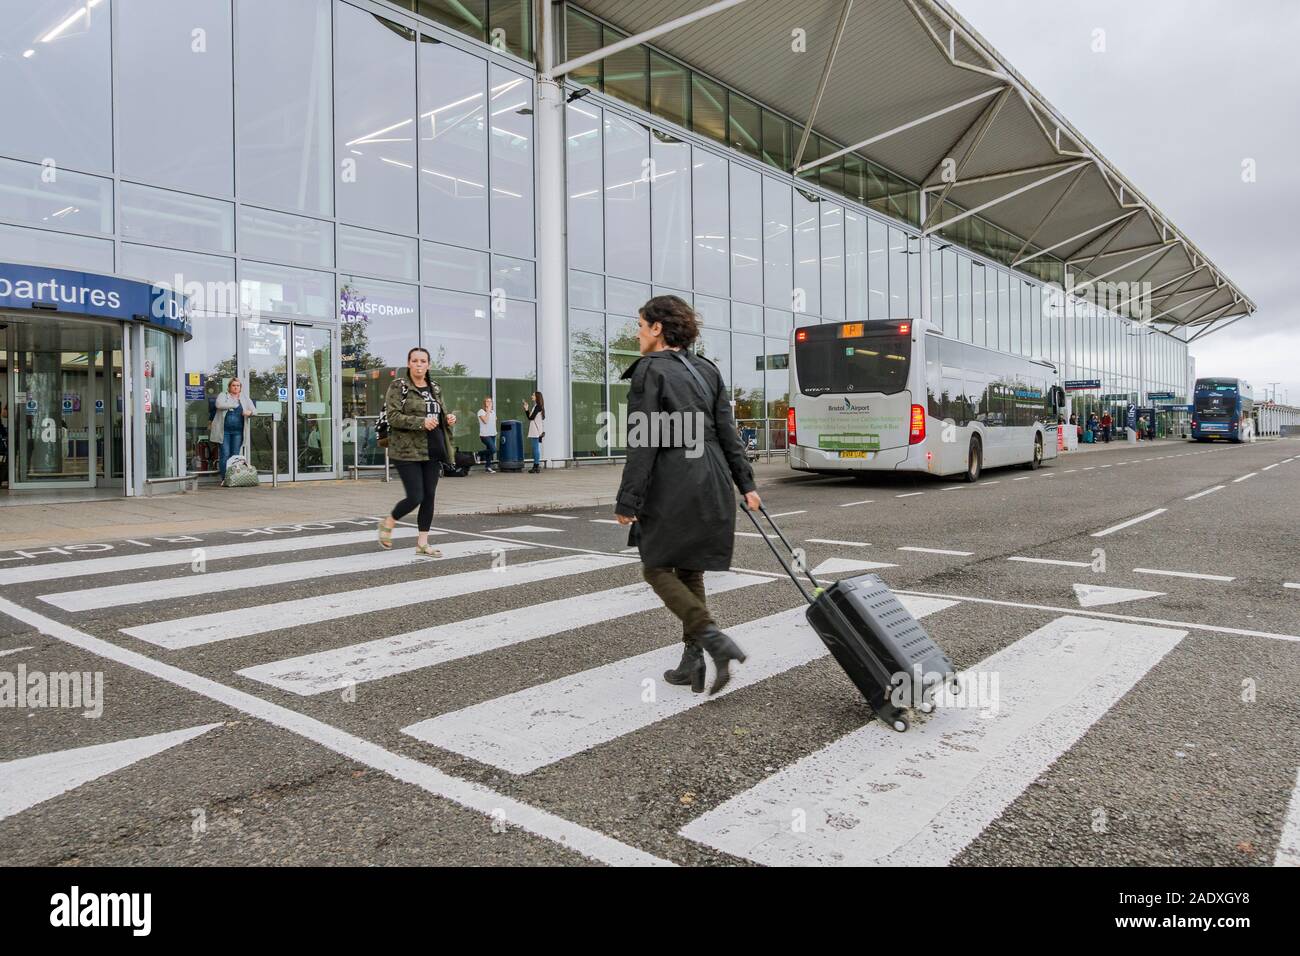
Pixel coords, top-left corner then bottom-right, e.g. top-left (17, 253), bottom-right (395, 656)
top-left (454, 450), bottom-right (476, 473)
top-left (742, 503), bottom-right (959, 732)
top-left (1083, 428), bottom-right (1094, 443)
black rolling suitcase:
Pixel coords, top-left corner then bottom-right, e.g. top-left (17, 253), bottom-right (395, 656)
top-left (742, 503), bottom-right (959, 732)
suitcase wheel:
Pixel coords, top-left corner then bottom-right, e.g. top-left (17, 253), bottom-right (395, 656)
top-left (891, 717), bottom-right (909, 733)
top-left (917, 701), bottom-right (934, 715)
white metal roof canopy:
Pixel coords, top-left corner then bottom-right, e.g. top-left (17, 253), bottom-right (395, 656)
top-left (552, 0), bottom-right (1254, 334)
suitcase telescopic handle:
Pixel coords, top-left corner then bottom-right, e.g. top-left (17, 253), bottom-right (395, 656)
top-left (739, 501), bottom-right (824, 605)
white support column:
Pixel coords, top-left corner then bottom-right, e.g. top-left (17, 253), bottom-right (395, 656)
top-left (535, 1), bottom-right (569, 466)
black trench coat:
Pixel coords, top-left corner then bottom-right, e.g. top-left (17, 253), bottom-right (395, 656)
top-left (614, 349), bottom-right (756, 571)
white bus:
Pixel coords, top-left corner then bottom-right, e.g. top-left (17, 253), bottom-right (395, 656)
top-left (787, 318), bottom-right (1065, 481)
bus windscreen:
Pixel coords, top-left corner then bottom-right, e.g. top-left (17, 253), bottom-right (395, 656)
top-left (795, 326), bottom-right (911, 396)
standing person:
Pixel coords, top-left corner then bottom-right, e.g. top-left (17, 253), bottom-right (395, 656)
top-left (522, 391), bottom-right (545, 474)
top-left (477, 397), bottom-right (498, 474)
top-left (210, 378), bottom-right (255, 482)
top-left (1101, 411), bottom-right (1113, 443)
top-left (615, 296), bottom-right (759, 696)
top-left (377, 348), bottom-right (457, 556)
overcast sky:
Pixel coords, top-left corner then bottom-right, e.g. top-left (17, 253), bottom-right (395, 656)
top-left (948, 0), bottom-right (1300, 404)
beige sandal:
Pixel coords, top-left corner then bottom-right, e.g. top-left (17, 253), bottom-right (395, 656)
top-left (415, 543), bottom-right (441, 558)
top-left (378, 520), bottom-right (394, 550)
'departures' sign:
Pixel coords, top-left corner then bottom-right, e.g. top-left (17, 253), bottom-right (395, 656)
top-left (0, 262), bottom-right (190, 337)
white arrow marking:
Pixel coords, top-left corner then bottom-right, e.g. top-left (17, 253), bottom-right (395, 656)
top-left (1072, 583), bottom-right (1165, 608)
top-left (485, 524), bottom-right (562, 533)
top-left (811, 558), bottom-right (897, 575)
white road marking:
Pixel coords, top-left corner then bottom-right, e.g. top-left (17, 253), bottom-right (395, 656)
top-left (1082, 467), bottom-right (1096, 471)
top-left (0, 528), bottom-right (422, 586)
top-left (769, 510), bottom-right (806, 518)
top-left (1007, 556), bottom-right (1091, 569)
top-left (1276, 768), bottom-right (1300, 867)
top-left (1072, 584), bottom-right (1164, 608)
top-left (1232, 473), bottom-right (1258, 483)
top-left (121, 553), bottom-right (636, 650)
top-left (1263, 464), bottom-right (1279, 471)
top-left (488, 524), bottom-right (562, 533)
top-left (895, 492), bottom-right (924, 498)
top-left (534, 514), bottom-right (577, 520)
top-left (0, 724), bottom-right (222, 823)
top-left (811, 558), bottom-right (897, 575)
top-left (39, 540), bottom-right (520, 612)
top-left (981, 480), bottom-right (1000, 485)
top-left (0, 596), bottom-right (666, 866)
top-left (679, 615), bottom-right (1184, 866)
top-left (1100, 464), bottom-right (1112, 468)
top-left (1091, 509), bottom-right (1167, 537)
top-left (940, 486), bottom-right (965, 491)
top-left (1285, 583), bottom-right (1300, 591)
top-left (1064, 469), bottom-right (1077, 473)
top-left (1012, 476), bottom-right (1031, 481)
top-left (403, 596), bottom-right (954, 774)
top-left (1134, 568), bottom-right (1235, 582)
top-left (806, 539), bottom-right (870, 548)
top-left (838, 499), bottom-right (874, 507)
top-left (588, 519), bottom-right (622, 525)
top-left (237, 573), bottom-right (765, 695)
top-left (1184, 485), bottom-right (1224, 501)
top-left (897, 547), bottom-right (974, 557)
top-left (0, 646), bottom-right (34, 658)
top-left (735, 531), bottom-right (778, 539)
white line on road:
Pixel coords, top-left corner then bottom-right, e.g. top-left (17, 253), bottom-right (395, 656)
top-left (1012, 476), bottom-right (1031, 481)
top-left (121, 553), bottom-right (635, 649)
top-left (1285, 583), bottom-right (1300, 591)
top-left (838, 499), bottom-right (874, 507)
top-left (768, 510), bottom-right (806, 518)
top-left (806, 539), bottom-right (870, 548)
top-left (0, 646), bottom-right (34, 658)
top-left (39, 540), bottom-right (521, 612)
top-left (1064, 469), bottom-right (1077, 473)
top-left (940, 486), bottom-right (965, 491)
top-left (239, 572), bottom-right (767, 695)
top-left (1134, 568), bottom-right (1235, 582)
top-left (587, 519), bottom-right (622, 525)
top-left (1091, 509), bottom-right (1167, 538)
top-left (0, 597), bottom-right (667, 867)
top-left (898, 547), bottom-right (974, 556)
top-left (1233, 473), bottom-right (1258, 483)
top-left (403, 596), bottom-right (954, 774)
top-left (1263, 464), bottom-right (1279, 471)
top-left (679, 616), bottom-right (1185, 866)
top-left (534, 514), bottom-right (577, 520)
top-left (895, 492), bottom-right (924, 498)
top-left (735, 531), bottom-right (777, 539)
top-left (1007, 556), bottom-right (1092, 569)
top-left (1082, 467), bottom-right (1096, 471)
top-left (1275, 768), bottom-right (1300, 867)
top-left (982, 480), bottom-right (1000, 485)
top-left (1184, 485), bottom-right (1225, 501)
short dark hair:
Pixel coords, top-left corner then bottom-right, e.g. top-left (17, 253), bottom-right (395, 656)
top-left (639, 295), bottom-right (699, 349)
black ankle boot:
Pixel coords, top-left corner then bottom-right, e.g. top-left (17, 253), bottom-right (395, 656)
top-left (663, 642), bottom-right (705, 693)
top-left (694, 625), bottom-right (747, 695)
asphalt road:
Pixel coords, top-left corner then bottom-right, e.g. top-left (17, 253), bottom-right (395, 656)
top-left (2, 437), bottom-right (1298, 867)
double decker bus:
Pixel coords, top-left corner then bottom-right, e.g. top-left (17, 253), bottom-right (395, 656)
top-left (1191, 377), bottom-right (1254, 442)
top-left (787, 319), bottom-right (1065, 482)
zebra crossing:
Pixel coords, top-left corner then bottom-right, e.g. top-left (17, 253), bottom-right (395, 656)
top-left (2, 520), bottom-right (1294, 866)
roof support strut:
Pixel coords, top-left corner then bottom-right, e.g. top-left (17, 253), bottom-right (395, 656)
top-left (1014, 205), bottom-right (1133, 267)
top-left (793, 0), bottom-right (855, 171)
top-left (921, 86), bottom-right (1012, 232)
top-left (923, 160), bottom-right (1087, 236)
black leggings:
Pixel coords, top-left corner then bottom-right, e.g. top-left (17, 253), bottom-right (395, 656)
top-left (392, 459), bottom-right (440, 532)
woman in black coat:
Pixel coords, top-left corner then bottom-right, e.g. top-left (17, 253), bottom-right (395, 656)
top-left (615, 296), bottom-right (760, 695)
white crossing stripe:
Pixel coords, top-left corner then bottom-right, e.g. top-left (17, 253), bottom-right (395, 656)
top-left (0, 724), bottom-right (221, 823)
top-left (1285, 583), bottom-right (1300, 591)
top-left (39, 540), bottom-right (521, 612)
top-left (487, 524), bottom-right (561, 533)
top-left (838, 499), bottom-right (873, 507)
top-left (896, 492), bottom-right (924, 498)
top-left (1134, 567), bottom-right (1235, 582)
top-left (1233, 473), bottom-right (1258, 483)
top-left (588, 519), bottom-right (622, 525)
top-left (534, 514), bottom-right (578, 520)
top-left (0, 527), bottom-right (421, 586)
top-left (806, 539), bottom-right (869, 548)
top-left (898, 547), bottom-right (974, 557)
top-left (121, 552), bottom-right (635, 650)
top-left (402, 595), bottom-right (955, 774)
top-left (812, 558), bottom-right (896, 575)
top-left (1007, 556), bottom-right (1091, 568)
top-left (1277, 767), bottom-right (1300, 867)
top-left (1091, 508), bottom-right (1167, 537)
top-left (1263, 464), bottom-right (1279, 471)
top-left (678, 615), bottom-right (1185, 866)
top-left (769, 510), bottom-right (806, 518)
top-left (237, 572), bottom-right (768, 696)
top-left (1184, 485), bottom-right (1224, 500)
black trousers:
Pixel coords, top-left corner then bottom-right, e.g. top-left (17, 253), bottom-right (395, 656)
top-left (642, 566), bottom-right (712, 644)
top-left (392, 459), bottom-right (440, 532)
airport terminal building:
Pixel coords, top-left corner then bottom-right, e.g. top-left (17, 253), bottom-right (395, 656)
top-left (0, 0), bottom-right (1258, 494)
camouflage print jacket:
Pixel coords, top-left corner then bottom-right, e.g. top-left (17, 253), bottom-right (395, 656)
top-left (384, 375), bottom-right (454, 463)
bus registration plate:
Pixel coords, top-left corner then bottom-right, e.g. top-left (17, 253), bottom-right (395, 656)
top-left (839, 450), bottom-right (871, 459)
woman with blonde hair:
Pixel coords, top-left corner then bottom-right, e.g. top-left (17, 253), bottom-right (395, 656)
top-left (210, 378), bottom-right (255, 481)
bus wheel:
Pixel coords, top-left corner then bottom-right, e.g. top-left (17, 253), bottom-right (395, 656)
top-left (964, 437), bottom-right (982, 482)
top-left (1024, 435), bottom-right (1043, 470)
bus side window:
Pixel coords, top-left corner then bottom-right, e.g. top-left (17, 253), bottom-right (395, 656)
top-left (926, 345), bottom-right (943, 419)
top-left (939, 338), bottom-right (966, 426)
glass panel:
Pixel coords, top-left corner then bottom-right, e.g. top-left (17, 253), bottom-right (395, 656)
top-left (488, 0), bottom-right (532, 61)
top-left (117, 0), bottom-right (233, 195)
top-left (820, 203), bottom-right (844, 320)
top-left (10, 321), bottom-right (96, 483)
top-left (958, 255), bottom-right (971, 341)
top-left (568, 271), bottom-right (603, 310)
top-left (419, 287), bottom-right (491, 434)
top-left (0, 222), bottom-right (113, 272)
top-left (766, 337), bottom-right (790, 445)
top-left (419, 36), bottom-right (488, 247)
top-left (793, 190), bottom-right (820, 316)
top-left (338, 223), bottom-right (418, 281)
top-left (731, 333), bottom-right (764, 447)
top-left (765, 309), bottom-right (792, 338)
top-left (690, 75), bottom-right (727, 144)
top-left (423, 241), bottom-right (489, 292)
top-left (121, 183), bottom-right (233, 253)
top-left (563, 7), bottom-right (601, 89)
top-left (728, 95), bottom-right (761, 161)
top-left (694, 326), bottom-right (730, 386)
top-left (294, 325), bottom-right (334, 474)
top-left (418, 0), bottom-right (486, 42)
top-left (889, 226), bottom-right (909, 320)
top-left (691, 147), bottom-right (728, 296)
top-left (985, 264), bottom-right (999, 349)
top-left (567, 100), bottom-right (603, 273)
top-left (239, 206), bottom-right (333, 269)
top-left (0, 0), bottom-right (113, 172)
top-left (0, 156), bottom-right (112, 236)
top-left (491, 254), bottom-right (534, 298)
top-left (489, 65), bottom-right (534, 257)
top-left (731, 301), bottom-right (762, 333)
top-left (694, 294), bottom-right (728, 328)
top-left (236, 0), bottom-right (332, 215)
top-left (607, 277), bottom-right (649, 324)
top-left (335, 5), bottom-right (416, 233)
top-left (1009, 274), bottom-right (1022, 353)
top-left (141, 328), bottom-right (176, 479)
top-left (762, 178), bottom-right (792, 310)
top-left (868, 217), bottom-right (888, 320)
top-left (244, 320), bottom-right (288, 476)
top-left (971, 263), bottom-right (985, 347)
top-left (184, 314), bottom-right (236, 474)
top-left (569, 308), bottom-right (604, 457)
top-left (649, 52), bottom-right (688, 127)
top-left (603, 114), bottom-right (649, 280)
top-left (491, 297), bottom-right (536, 435)
top-left (604, 36), bottom-right (647, 109)
top-left (651, 131), bottom-right (691, 289)
top-left (908, 233), bottom-right (920, 320)
top-left (845, 210), bottom-right (867, 319)
top-left (941, 247), bottom-right (957, 336)
top-left (729, 164), bottom-right (762, 304)
top-left (761, 110), bottom-right (789, 171)
top-left (119, 244), bottom-right (237, 316)
top-left (240, 260), bottom-right (334, 321)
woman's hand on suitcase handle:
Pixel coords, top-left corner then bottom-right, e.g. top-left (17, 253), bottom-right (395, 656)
top-left (743, 491), bottom-right (761, 511)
